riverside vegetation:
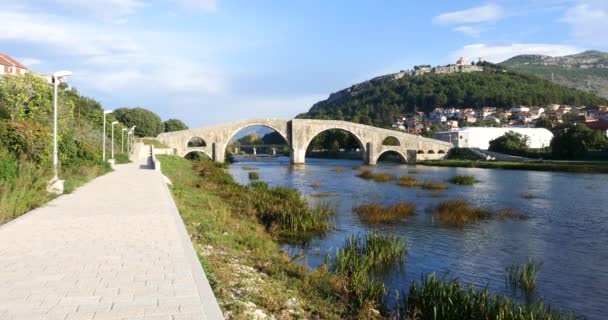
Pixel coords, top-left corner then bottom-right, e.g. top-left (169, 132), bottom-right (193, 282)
top-left (354, 202), bottom-right (416, 223)
top-left (160, 156), bottom-right (574, 319)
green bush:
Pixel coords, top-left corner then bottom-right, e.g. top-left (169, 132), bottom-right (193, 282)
top-left (0, 120), bottom-right (52, 165)
top-left (163, 118), bottom-right (188, 132)
top-left (0, 148), bottom-right (17, 183)
top-left (113, 107), bottom-right (164, 137)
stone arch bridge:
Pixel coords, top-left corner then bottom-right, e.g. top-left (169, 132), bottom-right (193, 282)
top-left (156, 119), bottom-right (453, 165)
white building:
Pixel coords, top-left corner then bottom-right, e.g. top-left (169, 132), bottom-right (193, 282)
top-left (0, 53), bottom-right (28, 76)
top-left (435, 127), bottom-right (554, 149)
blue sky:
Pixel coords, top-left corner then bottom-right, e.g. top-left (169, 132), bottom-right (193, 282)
top-left (1, 0), bottom-right (607, 127)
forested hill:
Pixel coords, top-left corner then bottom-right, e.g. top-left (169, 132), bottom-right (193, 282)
top-left (296, 63), bottom-right (607, 126)
top-left (500, 50), bottom-right (608, 99)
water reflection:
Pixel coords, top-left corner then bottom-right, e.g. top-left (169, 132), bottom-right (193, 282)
top-left (227, 156), bottom-right (608, 319)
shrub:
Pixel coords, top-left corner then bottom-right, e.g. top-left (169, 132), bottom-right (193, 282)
top-left (421, 181), bottom-right (448, 190)
top-left (0, 161), bottom-right (51, 223)
top-left (113, 107), bottom-right (164, 137)
top-left (163, 118), bottom-right (188, 132)
top-left (248, 171), bottom-right (260, 180)
top-left (357, 169), bottom-right (395, 182)
top-left (0, 148), bottom-right (17, 183)
top-left (0, 120), bottom-right (52, 165)
top-left (398, 176), bottom-right (423, 187)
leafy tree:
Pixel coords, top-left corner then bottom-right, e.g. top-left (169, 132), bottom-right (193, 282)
top-left (551, 124), bottom-right (608, 159)
top-left (113, 107), bottom-right (164, 137)
top-left (262, 131), bottom-right (287, 144)
top-left (164, 119), bottom-right (188, 132)
top-left (489, 131), bottom-right (529, 155)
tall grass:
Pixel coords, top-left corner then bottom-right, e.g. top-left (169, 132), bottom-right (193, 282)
top-left (506, 258), bottom-right (542, 294)
top-left (248, 171), bottom-right (260, 180)
top-left (397, 274), bottom-right (573, 320)
top-left (241, 166), bottom-right (259, 171)
top-left (448, 175), bottom-right (477, 185)
top-left (331, 166), bottom-right (344, 172)
top-left (354, 202), bottom-right (416, 223)
top-left (431, 199), bottom-right (490, 225)
top-left (497, 209), bottom-right (527, 220)
top-left (407, 169), bottom-right (423, 174)
top-left (0, 161), bottom-right (50, 224)
top-left (327, 232), bottom-right (406, 311)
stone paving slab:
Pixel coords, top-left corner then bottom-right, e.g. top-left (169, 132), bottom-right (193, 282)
top-left (0, 161), bottom-right (223, 320)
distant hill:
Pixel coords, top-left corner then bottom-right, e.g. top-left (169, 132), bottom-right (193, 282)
top-left (500, 50), bottom-right (608, 99)
top-left (297, 63), bottom-right (607, 126)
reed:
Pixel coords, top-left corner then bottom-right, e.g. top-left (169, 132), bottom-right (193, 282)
top-left (357, 169), bottom-right (395, 182)
top-left (248, 171), bottom-right (260, 180)
top-left (241, 166), bottom-right (259, 171)
top-left (331, 166), bottom-right (344, 172)
top-left (397, 176), bottom-right (423, 187)
top-left (448, 175), bottom-right (477, 185)
top-left (497, 209), bottom-right (527, 220)
top-left (327, 232), bottom-right (406, 311)
top-left (397, 274), bottom-right (573, 320)
top-left (354, 202), bottom-right (416, 223)
top-left (352, 165), bottom-right (366, 171)
top-left (309, 182), bottom-right (323, 189)
top-left (506, 258), bottom-right (542, 294)
top-left (407, 169), bottom-right (423, 174)
top-left (421, 181), bottom-right (448, 190)
top-left (431, 199), bottom-right (490, 225)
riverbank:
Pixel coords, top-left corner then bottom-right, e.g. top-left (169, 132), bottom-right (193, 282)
top-left (158, 155), bottom-right (383, 319)
top-left (418, 159), bottom-right (608, 173)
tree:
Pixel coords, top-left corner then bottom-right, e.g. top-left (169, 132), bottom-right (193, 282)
top-left (551, 124), bottom-right (608, 159)
top-left (113, 107), bottom-right (164, 137)
top-left (489, 131), bottom-right (529, 155)
top-left (163, 119), bottom-right (188, 132)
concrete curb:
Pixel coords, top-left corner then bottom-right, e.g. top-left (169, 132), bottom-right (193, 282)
top-left (156, 170), bottom-right (225, 320)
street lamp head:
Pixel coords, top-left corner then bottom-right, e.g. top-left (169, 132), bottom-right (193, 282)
top-left (111, 121), bottom-right (118, 125)
top-left (122, 128), bottom-right (127, 132)
top-left (52, 70), bottom-right (72, 79)
top-left (104, 110), bottom-right (113, 115)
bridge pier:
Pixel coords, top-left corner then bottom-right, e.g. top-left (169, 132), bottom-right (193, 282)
top-left (213, 142), bottom-right (226, 163)
top-left (290, 147), bottom-right (306, 165)
top-left (253, 147), bottom-right (257, 155)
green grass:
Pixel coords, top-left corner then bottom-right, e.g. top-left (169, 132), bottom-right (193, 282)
top-left (448, 175), bottom-right (477, 185)
top-left (507, 258), bottom-right (542, 294)
top-left (431, 199), bottom-right (491, 225)
top-left (419, 159), bottom-right (608, 174)
top-left (158, 155), bottom-right (386, 318)
top-left (114, 153), bottom-right (130, 164)
top-left (141, 138), bottom-right (169, 149)
top-left (354, 202), bottom-right (416, 223)
top-left (248, 171), bottom-right (260, 180)
top-left (397, 274), bottom-right (573, 320)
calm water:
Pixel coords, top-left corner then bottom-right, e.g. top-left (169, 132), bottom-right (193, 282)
top-left (228, 156), bottom-right (608, 319)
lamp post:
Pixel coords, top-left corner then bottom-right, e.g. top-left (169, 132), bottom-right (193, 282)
top-left (111, 121), bottom-right (118, 160)
top-left (127, 130), bottom-right (132, 154)
top-left (122, 128), bottom-right (127, 153)
top-left (102, 110), bottom-right (113, 161)
top-left (51, 71), bottom-right (72, 182)
top-left (130, 126), bottom-right (136, 153)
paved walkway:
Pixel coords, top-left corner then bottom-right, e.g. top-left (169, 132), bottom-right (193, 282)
top-left (0, 157), bottom-right (223, 320)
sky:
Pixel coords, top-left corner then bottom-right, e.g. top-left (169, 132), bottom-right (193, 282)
top-left (1, 0), bottom-right (607, 127)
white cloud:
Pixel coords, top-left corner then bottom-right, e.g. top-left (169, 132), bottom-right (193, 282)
top-left (433, 4), bottom-right (504, 25)
top-left (0, 11), bottom-right (139, 56)
top-left (451, 43), bottom-right (582, 63)
top-left (452, 26), bottom-right (481, 37)
top-left (52, 0), bottom-right (145, 22)
top-left (171, 0), bottom-right (217, 12)
top-left (561, 1), bottom-right (608, 46)
top-left (17, 57), bottom-right (42, 67)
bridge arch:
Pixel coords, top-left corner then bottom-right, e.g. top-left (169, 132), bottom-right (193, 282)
top-left (376, 149), bottom-right (407, 164)
top-left (302, 127), bottom-right (367, 161)
top-left (184, 150), bottom-right (212, 161)
top-left (427, 150), bottom-right (435, 154)
top-left (382, 136), bottom-right (401, 146)
top-left (187, 136), bottom-right (207, 147)
top-left (223, 123), bottom-right (290, 158)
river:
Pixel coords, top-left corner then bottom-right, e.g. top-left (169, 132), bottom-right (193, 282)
top-left (227, 156), bottom-right (608, 319)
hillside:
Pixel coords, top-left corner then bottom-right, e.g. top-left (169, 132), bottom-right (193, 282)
top-left (296, 63), bottom-right (607, 126)
top-left (500, 50), bottom-right (608, 99)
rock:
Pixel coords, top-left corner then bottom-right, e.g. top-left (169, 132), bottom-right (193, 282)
top-left (285, 297), bottom-right (298, 309)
